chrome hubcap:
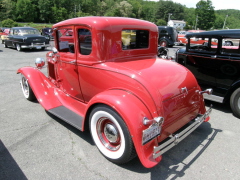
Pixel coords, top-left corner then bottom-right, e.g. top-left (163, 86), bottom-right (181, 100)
top-left (104, 124), bottom-right (119, 143)
top-left (97, 117), bottom-right (120, 151)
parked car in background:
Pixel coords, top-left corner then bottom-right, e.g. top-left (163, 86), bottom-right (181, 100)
top-left (158, 26), bottom-right (178, 47)
top-left (41, 27), bottom-right (53, 40)
top-left (1, 28), bottom-right (10, 44)
top-left (176, 29), bottom-right (240, 118)
top-left (178, 30), bottom-right (206, 45)
top-left (3, 27), bottom-right (50, 51)
top-left (17, 16), bottom-right (211, 168)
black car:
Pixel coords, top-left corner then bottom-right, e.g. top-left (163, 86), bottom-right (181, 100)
top-left (176, 29), bottom-right (240, 117)
top-left (3, 27), bottom-right (50, 51)
top-left (158, 26), bottom-right (178, 47)
top-left (41, 27), bottom-right (53, 40)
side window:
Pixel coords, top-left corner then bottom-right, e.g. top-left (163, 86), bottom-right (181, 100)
top-left (78, 29), bottom-right (92, 55)
top-left (188, 37), bottom-right (217, 54)
top-left (57, 28), bottom-right (75, 53)
top-left (221, 38), bottom-right (240, 55)
top-left (122, 29), bottom-right (149, 50)
top-left (160, 30), bottom-right (167, 34)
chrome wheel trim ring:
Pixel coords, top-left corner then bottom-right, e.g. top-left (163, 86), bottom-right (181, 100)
top-left (20, 76), bottom-right (30, 98)
top-left (91, 110), bottom-right (125, 159)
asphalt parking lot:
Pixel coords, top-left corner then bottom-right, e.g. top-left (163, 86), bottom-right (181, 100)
top-left (0, 43), bottom-right (240, 180)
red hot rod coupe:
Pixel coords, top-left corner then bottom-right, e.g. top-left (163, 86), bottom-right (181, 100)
top-left (17, 17), bottom-right (212, 168)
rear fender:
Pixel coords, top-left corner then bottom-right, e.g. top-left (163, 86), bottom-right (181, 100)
top-left (86, 89), bottom-right (161, 168)
top-left (17, 67), bottom-right (62, 110)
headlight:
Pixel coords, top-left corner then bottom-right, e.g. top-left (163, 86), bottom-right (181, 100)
top-left (35, 58), bottom-right (45, 69)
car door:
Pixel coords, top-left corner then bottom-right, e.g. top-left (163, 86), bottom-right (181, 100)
top-left (55, 26), bottom-right (84, 100)
top-left (184, 41), bottom-right (218, 90)
top-left (215, 38), bottom-right (240, 96)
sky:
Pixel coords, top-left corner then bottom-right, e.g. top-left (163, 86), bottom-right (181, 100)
top-left (149, 0), bottom-right (240, 10)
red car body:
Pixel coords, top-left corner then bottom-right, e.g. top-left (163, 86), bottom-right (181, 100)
top-left (0, 28), bottom-right (10, 43)
top-left (17, 17), bottom-right (211, 168)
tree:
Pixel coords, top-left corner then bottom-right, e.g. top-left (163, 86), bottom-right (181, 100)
top-left (51, 6), bottom-right (68, 23)
top-left (0, 0), bottom-right (16, 20)
top-left (156, 0), bottom-right (185, 23)
top-left (38, 0), bottom-right (54, 23)
top-left (116, 1), bottom-right (133, 17)
top-left (183, 7), bottom-right (196, 29)
top-left (15, 0), bottom-right (35, 22)
top-left (156, 19), bottom-right (166, 26)
top-left (195, 0), bottom-right (215, 30)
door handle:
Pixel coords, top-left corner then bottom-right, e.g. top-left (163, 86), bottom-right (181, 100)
top-left (69, 60), bottom-right (76, 64)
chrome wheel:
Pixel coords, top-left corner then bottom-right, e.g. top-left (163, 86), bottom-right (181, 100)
top-left (21, 76), bottom-right (30, 98)
top-left (89, 105), bottom-right (136, 164)
top-left (20, 75), bottom-right (36, 101)
top-left (159, 40), bottom-right (167, 47)
top-left (3, 42), bottom-right (7, 48)
top-left (97, 117), bottom-right (121, 151)
top-left (16, 44), bottom-right (22, 51)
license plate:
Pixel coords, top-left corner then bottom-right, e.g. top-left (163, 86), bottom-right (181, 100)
top-left (36, 46), bottom-right (41, 49)
top-left (142, 124), bottom-right (161, 145)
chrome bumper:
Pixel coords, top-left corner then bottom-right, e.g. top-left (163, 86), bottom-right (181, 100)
top-left (153, 107), bottom-right (212, 159)
top-left (21, 42), bottom-right (50, 49)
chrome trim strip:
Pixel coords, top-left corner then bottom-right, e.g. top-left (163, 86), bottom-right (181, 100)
top-left (153, 107), bottom-right (212, 159)
top-left (203, 94), bottom-right (224, 103)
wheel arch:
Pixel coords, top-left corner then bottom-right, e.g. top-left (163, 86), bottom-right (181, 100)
top-left (83, 89), bottom-right (161, 168)
top-left (224, 80), bottom-right (240, 103)
top-left (17, 67), bottom-right (62, 110)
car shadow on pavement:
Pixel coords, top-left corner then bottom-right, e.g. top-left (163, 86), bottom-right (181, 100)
top-left (120, 122), bottom-right (222, 179)
top-left (0, 140), bottom-right (28, 180)
top-left (45, 111), bottom-right (94, 145)
top-left (46, 108), bottom-right (221, 180)
top-left (205, 100), bottom-right (232, 114)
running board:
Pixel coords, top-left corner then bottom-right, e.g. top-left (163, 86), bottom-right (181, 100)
top-left (48, 106), bottom-right (83, 130)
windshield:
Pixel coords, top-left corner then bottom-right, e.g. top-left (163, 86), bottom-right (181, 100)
top-left (17, 29), bottom-right (41, 35)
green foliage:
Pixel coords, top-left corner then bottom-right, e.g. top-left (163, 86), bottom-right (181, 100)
top-left (156, 19), bottom-right (166, 26)
top-left (195, 0), bottom-right (215, 30)
top-left (156, 0), bottom-right (185, 23)
top-left (16, 0), bottom-right (35, 22)
top-left (0, 0), bottom-right (240, 30)
top-left (1, 18), bottom-right (18, 27)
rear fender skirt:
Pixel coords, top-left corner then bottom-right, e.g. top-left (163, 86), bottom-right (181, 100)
top-left (86, 89), bottom-right (161, 168)
top-left (17, 67), bottom-right (62, 110)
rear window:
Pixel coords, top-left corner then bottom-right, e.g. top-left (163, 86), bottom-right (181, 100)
top-left (122, 30), bottom-right (149, 50)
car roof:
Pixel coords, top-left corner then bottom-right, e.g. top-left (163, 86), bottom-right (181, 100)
top-left (186, 29), bottom-right (240, 38)
top-left (11, 27), bottom-right (37, 30)
top-left (158, 26), bottom-right (174, 29)
top-left (53, 16), bottom-right (157, 32)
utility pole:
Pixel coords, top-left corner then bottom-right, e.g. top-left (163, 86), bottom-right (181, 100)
top-left (195, 15), bottom-right (198, 30)
top-left (223, 15), bottom-right (228, 29)
top-left (167, 13), bottom-right (172, 26)
top-left (74, 5), bottom-right (76, 17)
